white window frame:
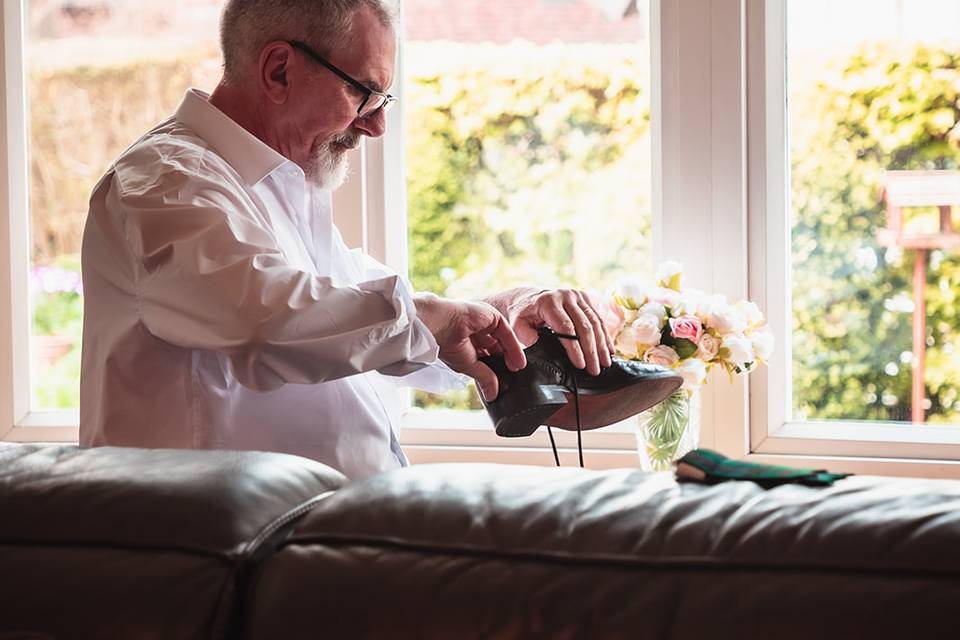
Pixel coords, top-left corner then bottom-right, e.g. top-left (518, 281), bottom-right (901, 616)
top-left (3, 0), bottom-right (960, 477)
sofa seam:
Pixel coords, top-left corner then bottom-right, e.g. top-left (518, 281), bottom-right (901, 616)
top-left (240, 490), bottom-right (338, 558)
top-left (212, 490), bottom-right (338, 640)
top-left (274, 534), bottom-right (960, 580)
top-left (0, 538), bottom-right (237, 563)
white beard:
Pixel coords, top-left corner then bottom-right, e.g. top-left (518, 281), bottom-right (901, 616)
top-left (307, 135), bottom-right (355, 190)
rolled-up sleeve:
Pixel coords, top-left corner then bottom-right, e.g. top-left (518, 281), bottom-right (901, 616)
top-left (108, 168), bottom-right (437, 391)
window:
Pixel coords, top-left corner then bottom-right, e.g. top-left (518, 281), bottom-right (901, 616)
top-left (1, 0), bottom-right (222, 437)
top-left (748, 0), bottom-right (960, 465)
top-left (401, 0), bottom-right (653, 418)
top-left (25, 0), bottom-right (221, 414)
top-left (4, 0), bottom-right (958, 477)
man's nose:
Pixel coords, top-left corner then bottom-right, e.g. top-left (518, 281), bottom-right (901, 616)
top-left (352, 111), bottom-right (386, 138)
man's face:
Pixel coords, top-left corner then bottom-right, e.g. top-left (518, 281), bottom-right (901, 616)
top-left (286, 7), bottom-right (396, 189)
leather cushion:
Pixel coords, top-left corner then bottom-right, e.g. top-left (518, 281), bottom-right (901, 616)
top-left (0, 444), bottom-right (344, 556)
top-left (0, 444), bottom-right (345, 640)
top-left (245, 463), bottom-right (960, 639)
top-left (269, 463), bottom-right (960, 572)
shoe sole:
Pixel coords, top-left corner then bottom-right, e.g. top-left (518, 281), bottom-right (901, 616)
top-left (490, 374), bottom-right (682, 438)
top-left (543, 375), bottom-right (683, 431)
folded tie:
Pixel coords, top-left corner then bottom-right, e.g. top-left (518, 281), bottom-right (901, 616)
top-left (675, 448), bottom-right (850, 488)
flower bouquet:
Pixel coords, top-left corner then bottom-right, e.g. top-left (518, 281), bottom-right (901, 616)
top-left (599, 262), bottom-right (773, 471)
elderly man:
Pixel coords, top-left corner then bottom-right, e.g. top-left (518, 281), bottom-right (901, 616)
top-left (80, 0), bottom-right (612, 480)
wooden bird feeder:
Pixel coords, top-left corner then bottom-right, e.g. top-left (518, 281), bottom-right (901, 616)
top-left (878, 170), bottom-right (960, 423)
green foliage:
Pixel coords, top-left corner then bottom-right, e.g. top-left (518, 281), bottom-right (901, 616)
top-left (412, 385), bottom-right (483, 412)
top-left (33, 335), bottom-right (82, 409)
top-left (405, 43), bottom-right (652, 301)
top-left (30, 255), bottom-right (83, 409)
top-left (641, 390), bottom-right (690, 469)
top-left (791, 45), bottom-right (960, 423)
top-left (32, 291), bottom-right (81, 336)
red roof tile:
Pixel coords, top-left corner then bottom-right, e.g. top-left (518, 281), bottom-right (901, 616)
top-left (404, 0), bottom-right (645, 44)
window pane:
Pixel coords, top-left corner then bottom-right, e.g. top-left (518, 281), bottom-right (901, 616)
top-left (788, 0), bottom-right (960, 425)
top-left (404, 0), bottom-right (653, 410)
top-left (27, 0), bottom-right (222, 409)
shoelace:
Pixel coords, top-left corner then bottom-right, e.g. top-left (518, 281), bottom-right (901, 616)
top-left (546, 332), bottom-right (584, 468)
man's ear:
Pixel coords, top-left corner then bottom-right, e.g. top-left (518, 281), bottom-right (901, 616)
top-left (259, 42), bottom-right (294, 105)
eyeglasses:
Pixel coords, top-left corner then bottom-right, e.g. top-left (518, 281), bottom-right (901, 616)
top-left (287, 40), bottom-right (397, 119)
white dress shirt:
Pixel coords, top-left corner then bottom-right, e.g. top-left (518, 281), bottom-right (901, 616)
top-left (80, 89), bottom-right (464, 480)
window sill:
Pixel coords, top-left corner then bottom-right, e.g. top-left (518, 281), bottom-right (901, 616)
top-left (5, 412), bottom-right (960, 479)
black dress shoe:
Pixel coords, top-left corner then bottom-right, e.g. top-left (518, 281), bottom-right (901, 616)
top-left (480, 327), bottom-right (683, 441)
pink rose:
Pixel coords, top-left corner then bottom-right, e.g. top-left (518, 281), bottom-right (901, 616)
top-left (601, 299), bottom-right (626, 338)
top-left (669, 315), bottom-right (702, 342)
top-left (615, 324), bottom-right (641, 359)
top-left (643, 344), bottom-right (680, 367)
top-left (696, 333), bottom-right (721, 361)
top-left (588, 291), bottom-right (626, 339)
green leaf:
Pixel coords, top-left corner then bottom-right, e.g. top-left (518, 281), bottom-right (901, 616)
top-left (674, 338), bottom-right (697, 359)
top-left (660, 325), bottom-right (675, 346)
top-left (642, 391), bottom-right (690, 468)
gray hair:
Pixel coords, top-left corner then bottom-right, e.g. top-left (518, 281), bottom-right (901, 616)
top-left (219, 0), bottom-right (397, 84)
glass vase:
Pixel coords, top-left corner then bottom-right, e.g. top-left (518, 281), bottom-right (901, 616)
top-left (635, 388), bottom-right (701, 472)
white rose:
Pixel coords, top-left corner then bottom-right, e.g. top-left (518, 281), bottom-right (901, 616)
top-left (696, 333), bottom-right (721, 361)
top-left (649, 286), bottom-right (681, 308)
top-left (631, 315), bottom-right (663, 346)
top-left (676, 288), bottom-right (707, 316)
top-left (615, 278), bottom-right (648, 308)
top-left (736, 300), bottom-right (764, 328)
top-left (675, 358), bottom-right (707, 390)
top-left (722, 335), bottom-right (755, 372)
top-left (638, 301), bottom-right (667, 324)
top-left (643, 344), bottom-right (680, 367)
top-left (656, 261), bottom-right (683, 290)
top-left (615, 324), bottom-right (640, 359)
top-left (705, 302), bottom-right (748, 336)
top-left (749, 327), bottom-right (775, 362)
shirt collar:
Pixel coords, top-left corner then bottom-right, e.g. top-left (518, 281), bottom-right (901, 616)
top-left (174, 88), bottom-right (293, 186)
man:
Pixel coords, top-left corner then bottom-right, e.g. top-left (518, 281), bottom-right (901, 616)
top-left (80, 0), bottom-right (612, 480)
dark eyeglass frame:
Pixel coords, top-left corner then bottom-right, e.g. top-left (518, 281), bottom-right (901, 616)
top-left (287, 40), bottom-right (397, 118)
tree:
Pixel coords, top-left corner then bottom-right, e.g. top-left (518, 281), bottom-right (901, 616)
top-left (791, 45), bottom-right (960, 423)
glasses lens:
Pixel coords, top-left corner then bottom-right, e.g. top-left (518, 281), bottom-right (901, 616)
top-left (359, 94), bottom-right (386, 118)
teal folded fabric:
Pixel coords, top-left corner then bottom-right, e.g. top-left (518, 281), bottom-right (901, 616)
top-left (675, 448), bottom-right (850, 488)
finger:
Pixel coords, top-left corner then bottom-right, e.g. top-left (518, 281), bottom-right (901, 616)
top-left (562, 298), bottom-right (601, 375)
top-left (577, 291), bottom-right (613, 367)
top-left (582, 291), bottom-right (616, 355)
top-left (590, 295), bottom-right (617, 356)
top-left (582, 302), bottom-right (612, 368)
top-left (472, 332), bottom-right (502, 356)
top-left (486, 312), bottom-right (526, 372)
top-left (540, 303), bottom-right (586, 370)
top-left (461, 360), bottom-right (500, 401)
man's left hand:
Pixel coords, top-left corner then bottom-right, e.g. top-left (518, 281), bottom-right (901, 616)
top-left (484, 287), bottom-right (615, 376)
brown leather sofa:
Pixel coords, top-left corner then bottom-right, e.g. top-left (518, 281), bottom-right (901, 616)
top-left (2, 444), bottom-right (959, 639)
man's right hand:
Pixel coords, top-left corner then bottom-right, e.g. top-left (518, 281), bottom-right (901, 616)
top-left (414, 293), bottom-right (526, 401)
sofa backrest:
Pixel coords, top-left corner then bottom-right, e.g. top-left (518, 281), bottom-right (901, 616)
top-left (244, 462), bottom-right (960, 639)
top-left (0, 444), bottom-right (344, 640)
